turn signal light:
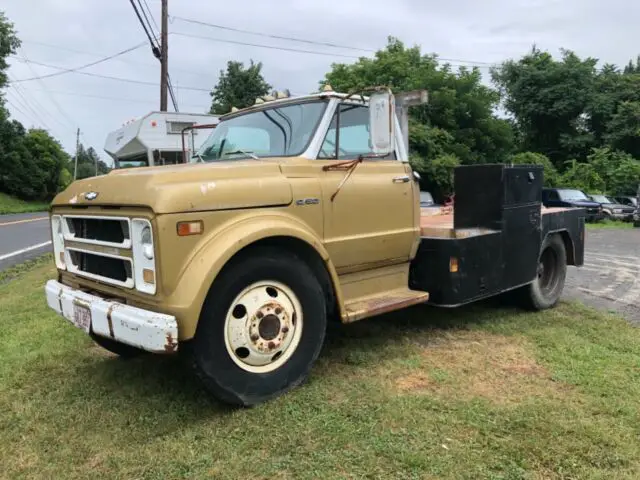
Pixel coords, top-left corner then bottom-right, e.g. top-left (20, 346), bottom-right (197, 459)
top-left (449, 256), bottom-right (459, 273)
top-left (177, 221), bottom-right (203, 236)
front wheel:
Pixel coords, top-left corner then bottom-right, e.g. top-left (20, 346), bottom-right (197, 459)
top-left (189, 247), bottom-right (328, 407)
top-left (518, 234), bottom-right (567, 311)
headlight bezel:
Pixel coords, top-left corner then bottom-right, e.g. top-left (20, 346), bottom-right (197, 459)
top-left (131, 218), bottom-right (157, 295)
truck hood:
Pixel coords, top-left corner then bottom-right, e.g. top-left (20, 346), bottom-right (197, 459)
top-left (567, 200), bottom-right (601, 208)
top-left (52, 160), bottom-right (293, 214)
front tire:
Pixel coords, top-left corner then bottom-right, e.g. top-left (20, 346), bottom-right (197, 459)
top-left (519, 234), bottom-right (567, 311)
top-left (189, 247), bottom-right (327, 407)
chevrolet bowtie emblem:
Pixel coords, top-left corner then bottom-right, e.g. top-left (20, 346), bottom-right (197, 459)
top-left (85, 191), bottom-right (99, 201)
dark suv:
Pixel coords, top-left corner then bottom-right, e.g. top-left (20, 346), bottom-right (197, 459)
top-left (542, 188), bottom-right (604, 222)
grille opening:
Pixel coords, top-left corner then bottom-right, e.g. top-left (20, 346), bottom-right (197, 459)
top-left (69, 250), bottom-right (132, 283)
top-left (67, 217), bottom-right (129, 244)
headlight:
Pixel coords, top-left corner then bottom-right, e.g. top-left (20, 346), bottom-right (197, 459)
top-left (141, 225), bottom-right (153, 260)
top-left (614, 209), bottom-right (622, 214)
top-left (51, 215), bottom-right (66, 270)
top-left (131, 219), bottom-right (156, 294)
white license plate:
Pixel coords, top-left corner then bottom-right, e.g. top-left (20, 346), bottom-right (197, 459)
top-left (72, 302), bottom-right (92, 333)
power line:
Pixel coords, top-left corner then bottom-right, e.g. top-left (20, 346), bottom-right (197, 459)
top-left (6, 86), bottom-right (54, 133)
top-left (172, 16), bottom-right (375, 53)
top-left (16, 86), bottom-right (205, 110)
top-left (9, 43), bottom-right (147, 83)
top-left (138, 0), bottom-right (160, 46)
top-left (141, 0), bottom-right (160, 34)
top-left (4, 97), bottom-right (35, 124)
top-left (18, 48), bottom-right (77, 131)
top-left (170, 31), bottom-right (363, 59)
top-left (171, 16), bottom-right (496, 67)
top-left (9, 56), bottom-right (211, 92)
top-left (19, 39), bottom-right (210, 77)
top-left (128, 0), bottom-right (160, 59)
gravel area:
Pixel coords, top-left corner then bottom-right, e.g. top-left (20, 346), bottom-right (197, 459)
top-left (564, 227), bottom-right (640, 324)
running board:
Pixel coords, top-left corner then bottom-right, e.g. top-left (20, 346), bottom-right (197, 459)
top-left (343, 288), bottom-right (429, 323)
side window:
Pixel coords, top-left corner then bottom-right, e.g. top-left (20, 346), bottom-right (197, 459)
top-left (548, 190), bottom-right (559, 201)
top-left (318, 104), bottom-right (396, 160)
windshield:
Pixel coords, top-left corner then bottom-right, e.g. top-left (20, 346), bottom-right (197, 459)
top-left (558, 189), bottom-right (589, 201)
top-left (194, 100), bottom-right (328, 161)
top-left (590, 194), bottom-right (615, 204)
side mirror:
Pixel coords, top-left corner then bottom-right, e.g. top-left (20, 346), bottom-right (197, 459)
top-left (369, 90), bottom-right (396, 156)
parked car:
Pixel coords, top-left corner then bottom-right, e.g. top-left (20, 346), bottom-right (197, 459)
top-left (542, 188), bottom-right (604, 222)
top-left (613, 195), bottom-right (638, 209)
top-left (587, 194), bottom-right (635, 221)
top-left (419, 191), bottom-right (442, 215)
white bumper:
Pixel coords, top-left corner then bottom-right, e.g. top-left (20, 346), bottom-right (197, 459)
top-left (45, 279), bottom-right (178, 353)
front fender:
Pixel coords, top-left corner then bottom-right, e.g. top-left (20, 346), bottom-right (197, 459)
top-left (164, 212), bottom-right (341, 340)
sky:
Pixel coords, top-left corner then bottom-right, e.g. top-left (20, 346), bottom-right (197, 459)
top-left (3, 0), bottom-right (639, 165)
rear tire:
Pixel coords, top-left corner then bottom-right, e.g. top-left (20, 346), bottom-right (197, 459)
top-left (518, 234), bottom-right (567, 311)
top-left (189, 247), bottom-right (327, 407)
top-left (90, 332), bottom-right (145, 358)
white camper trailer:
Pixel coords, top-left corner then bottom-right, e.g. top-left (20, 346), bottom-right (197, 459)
top-left (104, 111), bottom-right (218, 168)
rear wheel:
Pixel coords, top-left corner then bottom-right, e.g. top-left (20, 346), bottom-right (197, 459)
top-left (189, 247), bottom-right (327, 407)
top-left (518, 234), bottom-right (567, 311)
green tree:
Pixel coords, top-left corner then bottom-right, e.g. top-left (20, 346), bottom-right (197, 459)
top-left (209, 60), bottom-right (271, 115)
top-left (74, 145), bottom-right (111, 180)
top-left (0, 127), bottom-right (70, 200)
top-left (322, 37), bottom-right (514, 168)
top-left (509, 152), bottom-right (559, 186)
top-left (586, 147), bottom-right (640, 195)
top-left (0, 11), bottom-right (20, 91)
top-left (560, 159), bottom-right (605, 193)
top-left (411, 153), bottom-right (460, 202)
top-left (491, 47), bottom-right (598, 167)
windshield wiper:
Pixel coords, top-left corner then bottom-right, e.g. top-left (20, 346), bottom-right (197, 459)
top-left (222, 149), bottom-right (259, 160)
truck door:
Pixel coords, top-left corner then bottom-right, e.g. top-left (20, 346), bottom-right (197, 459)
top-left (316, 103), bottom-right (417, 272)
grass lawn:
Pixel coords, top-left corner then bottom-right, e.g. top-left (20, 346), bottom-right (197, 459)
top-left (0, 192), bottom-right (49, 215)
top-left (587, 219), bottom-right (634, 229)
top-left (3, 260), bottom-right (640, 479)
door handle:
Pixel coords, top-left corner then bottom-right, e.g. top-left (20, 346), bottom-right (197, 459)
top-left (392, 175), bottom-right (410, 183)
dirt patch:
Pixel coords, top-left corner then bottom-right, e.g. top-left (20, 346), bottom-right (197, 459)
top-left (391, 331), bottom-right (568, 404)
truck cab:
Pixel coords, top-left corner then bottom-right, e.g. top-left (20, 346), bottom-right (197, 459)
top-left (44, 87), bottom-right (585, 407)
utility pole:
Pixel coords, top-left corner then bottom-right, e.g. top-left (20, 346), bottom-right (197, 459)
top-left (73, 128), bottom-right (80, 180)
top-left (160, 0), bottom-right (168, 111)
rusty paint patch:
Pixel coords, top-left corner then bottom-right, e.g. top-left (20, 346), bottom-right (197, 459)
top-left (57, 287), bottom-right (64, 314)
top-left (106, 304), bottom-right (115, 338)
top-left (164, 333), bottom-right (178, 353)
top-left (345, 291), bottom-right (429, 323)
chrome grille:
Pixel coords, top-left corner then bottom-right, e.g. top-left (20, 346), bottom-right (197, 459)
top-left (60, 214), bottom-right (135, 288)
top-left (63, 215), bottom-right (131, 248)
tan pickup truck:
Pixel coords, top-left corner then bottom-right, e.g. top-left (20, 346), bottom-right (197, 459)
top-left (45, 87), bottom-right (585, 406)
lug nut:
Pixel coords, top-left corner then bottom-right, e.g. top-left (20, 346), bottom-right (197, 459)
top-left (250, 334), bottom-right (259, 341)
top-left (282, 326), bottom-right (289, 333)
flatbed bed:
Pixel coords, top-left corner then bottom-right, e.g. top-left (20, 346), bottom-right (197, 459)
top-left (419, 206), bottom-right (573, 238)
top-left (410, 165), bottom-right (585, 308)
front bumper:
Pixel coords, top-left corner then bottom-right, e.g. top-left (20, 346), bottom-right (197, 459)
top-left (45, 280), bottom-right (179, 353)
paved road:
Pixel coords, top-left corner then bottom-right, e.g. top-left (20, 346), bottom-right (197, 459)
top-left (0, 212), bottom-right (51, 272)
top-left (565, 227), bottom-right (640, 324)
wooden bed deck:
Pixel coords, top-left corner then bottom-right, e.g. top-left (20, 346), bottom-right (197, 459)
top-left (419, 206), bottom-right (571, 239)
